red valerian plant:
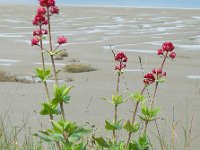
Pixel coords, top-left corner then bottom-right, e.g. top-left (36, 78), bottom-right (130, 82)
top-left (93, 42), bottom-right (176, 150)
top-left (31, 0), bottom-right (90, 149)
top-left (31, 1), bottom-right (177, 149)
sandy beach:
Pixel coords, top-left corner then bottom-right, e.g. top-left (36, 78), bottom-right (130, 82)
top-left (0, 4), bottom-right (200, 148)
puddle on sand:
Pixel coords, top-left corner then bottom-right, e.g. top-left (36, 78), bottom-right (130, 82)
top-left (187, 75), bottom-right (200, 80)
top-left (0, 59), bottom-right (20, 63)
top-left (124, 69), bottom-right (143, 72)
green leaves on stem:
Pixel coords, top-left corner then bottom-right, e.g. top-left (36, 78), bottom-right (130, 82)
top-left (139, 105), bottom-right (160, 122)
top-left (124, 121), bottom-right (140, 134)
top-left (40, 102), bottom-right (61, 115)
top-left (34, 120), bottom-right (91, 149)
top-left (105, 120), bottom-right (122, 131)
top-left (112, 95), bottom-right (123, 105)
top-left (39, 84), bottom-right (73, 116)
top-left (129, 134), bottom-right (150, 150)
top-left (93, 136), bottom-right (126, 149)
top-left (130, 92), bottom-right (146, 103)
top-left (52, 84), bottom-right (73, 106)
top-left (35, 67), bottom-right (51, 82)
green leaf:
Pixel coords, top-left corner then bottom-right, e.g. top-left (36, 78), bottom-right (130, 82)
top-left (93, 137), bottom-right (109, 148)
top-left (112, 95), bottom-right (123, 105)
top-left (49, 133), bottom-right (63, 141)
top-left (68, 128), bottom-right (91, 143)
top-left (141, 105), bottom-right (148, 116)
top-left (35, 68), bottom-right (51, 81)
top-left (158, 78), bottom-right (165, 83)
top-left (124, 121), bottom-right (140, 133)
top-left (53, 84), bottom-right (73, 104)
top-left (105, 120), bottom-right (122, 131)
top-left (105, 120), bottom-right (115, 130)
top-left (131, 92), bottom-right (146, 102)
top-left (33, 132), bottom-right (52, 142)
top-left (51, 120), bottom-right (63, 134)
top-left (63, 95), bottom-right (71, 104)
top-left (73, 142), bottom-right (87, 150)
top-left (62, 86), bottom-right (73, 97)
top-left (40, 102), bottom-right (60, 115)
top-left (129, 142), bottom-right (141, 150)
top-left (138, 134), bottom-right (150, 150)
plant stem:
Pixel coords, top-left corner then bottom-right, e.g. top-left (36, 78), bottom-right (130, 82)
top-left (46, 8), bottom-right (66, 121)
top-left (113, 72), bottom-right (120, 141)
top-left (125, 86), bottom-right (146, 149)
top-left (160, 52), bottom-right (168, 70)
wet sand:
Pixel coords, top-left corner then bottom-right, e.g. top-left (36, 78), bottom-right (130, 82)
top-left (0, 4), bottom-right (200, 148)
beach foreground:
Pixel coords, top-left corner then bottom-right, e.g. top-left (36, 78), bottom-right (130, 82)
top-left (0, 4), bottom-right (200, 148)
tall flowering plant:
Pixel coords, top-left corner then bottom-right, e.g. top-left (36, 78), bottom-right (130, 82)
top-left (93, 42), bottom-right (176, 149)
top-left (31, 0), bottom-right (90, 149)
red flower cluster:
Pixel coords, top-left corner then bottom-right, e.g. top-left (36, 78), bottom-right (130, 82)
top-left (157, 42), bottom-right (176, 59)
top-left (57, 36), bottom-right (67, 45)
top-left (50, 6), bottom-right (59, 14)
top-left (39, 0), bottom-right (55, 7)
top-left (143, 73), bottom-right (155, 85)
top-left (114, 52), bottom-right (128, 71)
top-left (31, 0), bottom-right (60, 46)
top-left (33, 29), bottom-right (48, 36)
top-left (143, 68), bottom-right (166, 85)
top-left (32, 13), bottom-right (48, 26)
top-left (31, 37), bottom-right (40, 46)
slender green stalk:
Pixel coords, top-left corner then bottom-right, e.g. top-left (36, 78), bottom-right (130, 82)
top-left (125, 86), bottom-right (146, 149)
top-left (46, 8), bottom-right (66, 121)
top-left (113, 72), bottom-right (120, 141)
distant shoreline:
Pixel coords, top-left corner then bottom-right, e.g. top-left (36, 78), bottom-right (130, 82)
top-left (1, 3), bottom-right (200, 10)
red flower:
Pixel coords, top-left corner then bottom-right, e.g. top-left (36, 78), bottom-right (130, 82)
top-left (115, 63), bottom-right (126, 71)
top-left (31, 37), bottom-right (40, 46)
top-left (39, 0), bottom-right (55, 7)
top-left (37, 7), bottom-right (46, 14)
top-left (152, 68), bottom-right (162, 75)
top-left (157, 48), bottom-right (163, 55)
top-left (50, 6), bottom-right (59, 14)
top-left (143, 73), bottom-right (155, 85)
top-left (33, 29), bottom-right (48, 36)
top-left (169, 52), bottom-right (176, 59)
top-left (115, 52), bottom-right (126, 61)
top-left (57, 36), bottom-right (67, 45)
top-left (162, 42), bottom-right (174, 52)
top-left (32, 14), bottom-right (48, 26)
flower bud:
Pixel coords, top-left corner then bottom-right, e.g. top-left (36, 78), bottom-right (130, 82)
top-left (50, 6), bottom-right (59, 14)
top-left (162, 42), bottom-right (174, 52)
top-left (31, 37), bottom-right (40, 46)
top-left (157, 48), bottom-right (163, 55)
top-left (37, 7), bottom-right (46, 14)
top-left (57, 36), bottom-right (67, 45)
top-left (169, 52), bottom-right (176, 59)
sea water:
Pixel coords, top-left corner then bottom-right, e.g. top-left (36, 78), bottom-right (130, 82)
top-left (0, 0), bottom-right (200, 9)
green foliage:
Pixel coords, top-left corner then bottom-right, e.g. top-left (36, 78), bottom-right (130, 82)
top-left (124, 121), bottom-right (140, 133)
top-left (157, 78), bottom-right (166, 83)
top-left (139, 105), bottom-right (160, 122)
top-left (93, 137), bottom-right (109, 148)
top-left (34, 120), bottom-right (91, 147)
top-left (129, 134), bottom-right (150, 150)
top-left (35, 68), bottom-right (51, 82)
top-left (93, 136), bottom-right (126, 150)
top-left (130, 92), bottom-right (146, 102)
top-left (112, 95), bottom-right (123, 105)
top-left (40, 102), bottom-right (61, 115)
top-left (52, 84), bottom-right (73, 106)
top-left (105, 120), bottom-right (122, 131)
